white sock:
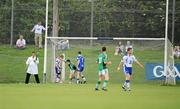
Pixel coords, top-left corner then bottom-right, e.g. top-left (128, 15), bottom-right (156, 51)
top-left (123, 82), bottom-right (127, 87)
top-left (127, 82), bottom-right (130, 89)
top-left (83, 77), bottom-right (86, 81)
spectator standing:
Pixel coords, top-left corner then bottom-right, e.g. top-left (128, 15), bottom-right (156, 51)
top-left (31, 21), bottom-right (46, 48)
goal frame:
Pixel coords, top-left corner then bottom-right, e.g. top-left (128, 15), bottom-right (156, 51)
top-left (43, 0), bottom-right (175, 84)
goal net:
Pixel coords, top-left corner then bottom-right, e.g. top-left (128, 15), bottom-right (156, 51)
top-left (164, 0), bottom-right (176, 85)
top-left (43, 0), bottom-right (176, 84)
top-left (44, 37), bottom-right (167, 83)
top-left (45, 39), bottom-right (66, 83)
top-left (164, 38), bottom-right (176, 85)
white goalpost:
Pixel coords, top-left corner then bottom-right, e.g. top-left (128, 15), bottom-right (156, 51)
top-left (43, 36), bottom-right (166, 83)
top-left (43, 0), bottom-right (176, 85)
top-left (164, 0), bottom-right (176, 85)
top-left (43, 0), bottom-right (48, 83)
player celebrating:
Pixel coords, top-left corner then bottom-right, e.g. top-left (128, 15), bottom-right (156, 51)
top-left (76, 51), bottom-right (86, 84)
top-left (55, 54), bottom-right (64, 83)
top-left (95, 47), bottom-right (111, 91)
top-left (66, 59), bottom-right (77, 83)
top-left (117, 48), bottom-right (144, 91)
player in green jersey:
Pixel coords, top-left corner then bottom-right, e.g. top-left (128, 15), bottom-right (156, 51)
top-left (66, 59), bottom-right (77, 83)
top-left (95, 47), bottom-right (111, 91)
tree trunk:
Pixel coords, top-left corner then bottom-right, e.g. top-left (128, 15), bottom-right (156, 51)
top-left (53, 0), bottom-right (59, 37)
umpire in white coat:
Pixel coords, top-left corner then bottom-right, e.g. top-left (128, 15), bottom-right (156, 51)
top-left (25, 51), bottom-right (40, 84)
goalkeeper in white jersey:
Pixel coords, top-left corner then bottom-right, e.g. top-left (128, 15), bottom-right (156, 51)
top-left (117, 48), bottom-right (144, 91)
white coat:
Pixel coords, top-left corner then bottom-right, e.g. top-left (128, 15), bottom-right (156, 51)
top-left (26, 56), bottom-right (39, 75)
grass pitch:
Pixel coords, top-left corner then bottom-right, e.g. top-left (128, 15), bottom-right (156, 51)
top-left (1, 83), bottom-right (180, 109)
top-left (0, 44), bottom-right (180, 109)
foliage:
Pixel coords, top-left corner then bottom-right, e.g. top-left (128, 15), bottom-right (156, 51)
top-left (0, 0), bottom-right (179, 44)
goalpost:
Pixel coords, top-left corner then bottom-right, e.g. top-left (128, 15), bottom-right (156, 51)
top-left (164, 0), bottom-right (176, 85)
top-left (45, 37), bottom-right (166, 83)
top-left (43, 0), bottom-right (176, 85)
top-left (43, 0), bottom-right (48, 83)
top-left (43, 36), bottom-right (175, 84)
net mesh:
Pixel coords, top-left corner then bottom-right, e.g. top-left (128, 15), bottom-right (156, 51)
top-left (165, 38), bottom-right (176, 85)
top-left (46, 39), bottom-right (67, 82)
top-left (45, 38), bottom-right (165, 83)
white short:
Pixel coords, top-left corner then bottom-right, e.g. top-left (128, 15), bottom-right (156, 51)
top-left (99, 69), bottom-right (109, 76)
top-left (70, 70), bottom-right (76, 74)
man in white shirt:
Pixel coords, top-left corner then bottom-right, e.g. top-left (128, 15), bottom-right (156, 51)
top-left (58, 40), bottom-right (70, 50)
top-left (25, 51), bottom-right (40, 84)
top-left (31, 21), bottom-right (46, 48)
top-left (125, 41), bottom-right (133, 54)
top-left (16, 35), bottom-right (26, 49)
top-left (114, 41), bottom-right (124, 55)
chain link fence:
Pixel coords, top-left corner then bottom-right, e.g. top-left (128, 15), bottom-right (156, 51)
top-left (0, 0), bottom-right (180, 45)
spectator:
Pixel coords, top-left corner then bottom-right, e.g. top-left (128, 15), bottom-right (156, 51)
top-left (174, 46), bottom-right (180, 59)
top-left (31, 21), bottom-right (46, 48)
top-left (114, 41), bottom-right (124, 55)
top-left (16, 35), bottom-right (26, 49)
top-left (57, 39), bottom-right (70, 50)
top-left (125, 41), bottom-right (133, 54)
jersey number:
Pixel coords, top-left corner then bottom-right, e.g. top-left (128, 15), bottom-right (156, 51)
top-left (99, 57), bottom-right (103, 63)
top-left (129, 60), bottom-right (133, 64)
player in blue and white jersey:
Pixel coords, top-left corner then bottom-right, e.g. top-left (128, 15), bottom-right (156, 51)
top-left (117, 48), bottom-right (144, 91)
top-left (76, 51), bottom-right (86, 84)
top-left (55, 54), bottom-right (64, 83)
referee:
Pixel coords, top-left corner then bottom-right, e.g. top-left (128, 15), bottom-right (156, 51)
top-left (25, 51), bottom-right (40, 84)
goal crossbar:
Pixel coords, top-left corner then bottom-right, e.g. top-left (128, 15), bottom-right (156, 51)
top-left (46, 37), bottom-right (165, 41)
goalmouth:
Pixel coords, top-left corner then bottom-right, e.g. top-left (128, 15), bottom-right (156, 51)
top-left (42, 36), bottom-right (175, 84)
top-left (43, 0), bottom-right (176, 85)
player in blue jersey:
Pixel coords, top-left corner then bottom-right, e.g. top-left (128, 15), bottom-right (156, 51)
top-left (76, 51), bottom-right (86, 84)
top-left (117, 48), bottom-right (144, 91)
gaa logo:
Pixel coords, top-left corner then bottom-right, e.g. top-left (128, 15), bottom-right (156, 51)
top-left (153, 65), bottom-right (180, 78)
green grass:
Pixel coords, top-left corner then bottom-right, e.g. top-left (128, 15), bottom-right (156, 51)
top-left (0, 83), bottom-right (180, 109)
top-left (0, 44), bottom-right (179, 83)
top-left (0, 45), bottom-right (44, 83)
top-left (0, 44), bottom-right (180, 109)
